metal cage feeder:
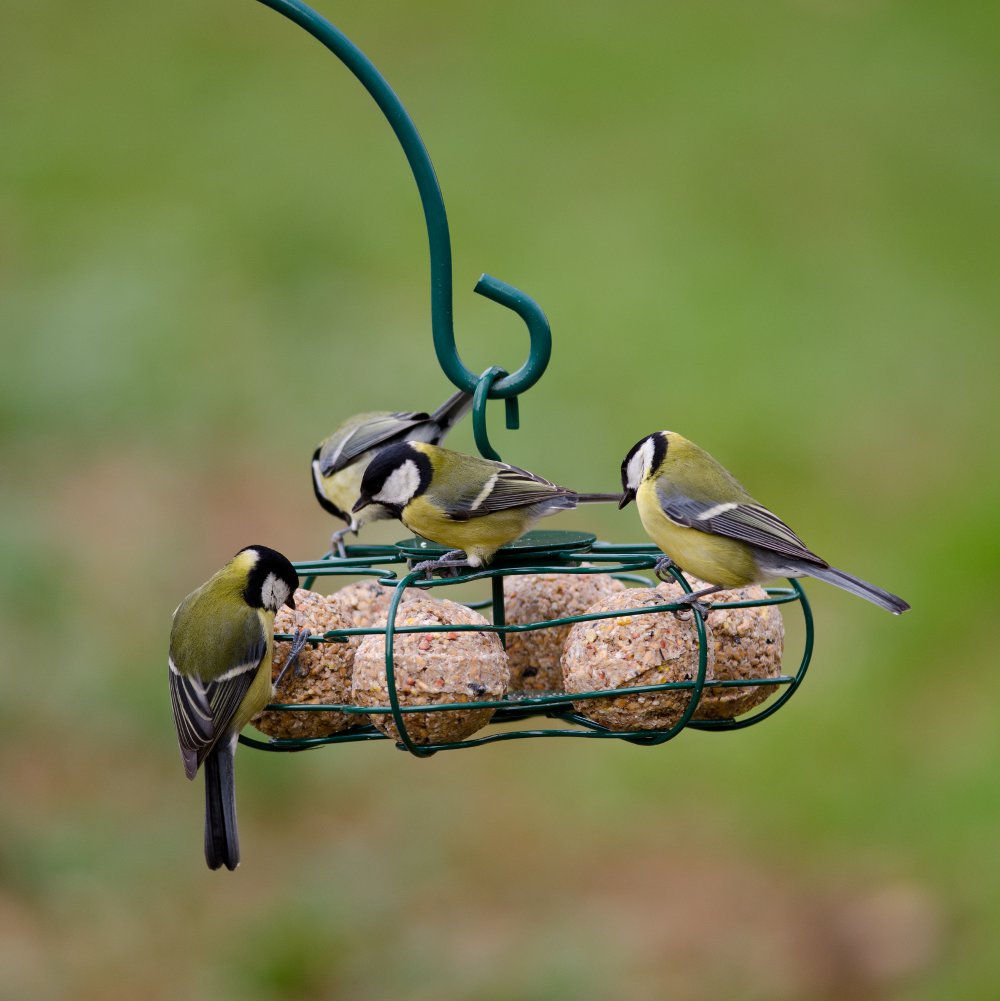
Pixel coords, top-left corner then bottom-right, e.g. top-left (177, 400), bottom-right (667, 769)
top-left (239, 0), bottom-right (815, 759)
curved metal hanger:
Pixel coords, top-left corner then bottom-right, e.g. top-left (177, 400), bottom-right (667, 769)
top-left (257, 0), bottom-right (552, 460)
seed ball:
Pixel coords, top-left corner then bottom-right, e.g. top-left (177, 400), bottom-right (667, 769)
top-left (657, 578), bottom-right (785, 720)
top-left (252, 588), bottom-right (356, 739)
top-left (327, 578), bottom-right (418, 630)
top-left (561, 587), bottom-right (713, 731)
top-left (352, 595), bottom-right (509, 745)
top-left (503, 571), bottom-right (626, 692)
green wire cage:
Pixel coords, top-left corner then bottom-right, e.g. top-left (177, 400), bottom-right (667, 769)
top-left (239, 0), bottom-right (814, 759)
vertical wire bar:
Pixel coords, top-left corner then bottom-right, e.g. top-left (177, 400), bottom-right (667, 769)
top-left (630, 569), bottom-right (710, 745)
top-left (384, 573), bottom-right (433, 757)
top-left (492, 574), bottom-right (507, 650)
top-left (684, 578), bottom-right (814, 731)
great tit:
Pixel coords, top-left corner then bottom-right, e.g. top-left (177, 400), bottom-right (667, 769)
top-left (168, 545), bottom-right (303, 870)
top-left (353, 441), bottom-right (622, 574)
top-left (620, 431), bottom-right (909, 614)
top-left (312, 389), bottom-right (473, 554)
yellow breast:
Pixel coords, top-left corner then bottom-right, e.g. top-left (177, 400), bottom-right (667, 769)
top-left (402, 496), bottom-right (535, 566)
top-left (319, 461), bottom-right (371, 527)
top-left (232, 609), bottom-right (277, 733)
top-left (635, 481), bottom-right (759, 587)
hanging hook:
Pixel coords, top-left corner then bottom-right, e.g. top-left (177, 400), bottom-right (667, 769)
top-left (472, 366), bottom-right (514, 461)
top-left (256, 0), bottom-right (552, 401)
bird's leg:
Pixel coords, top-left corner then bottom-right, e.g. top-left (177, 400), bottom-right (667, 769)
top-left (671, 584), bottom-right (726, 619)
top-left (653, 555), bottom-right (677, 582)
top-left (410, 550), bottom-right (474, 581)
top-left (651, 556), bottom-right (718, 613)
top-left (275, 628), bottom-right (312, 689)
top-left (329, 526), bottom-right (356, 560)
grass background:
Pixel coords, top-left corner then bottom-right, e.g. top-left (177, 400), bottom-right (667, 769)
top-left (2, 1), bottom-right (998, 998)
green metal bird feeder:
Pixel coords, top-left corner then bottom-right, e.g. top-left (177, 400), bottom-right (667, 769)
top-left (239, 0), bottom-right (814, 759)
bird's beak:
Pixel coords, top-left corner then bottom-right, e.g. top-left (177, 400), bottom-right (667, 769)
top-left (352, 496), bottom-right (370, 514)
top-left (618, 489), bottom-right (635, 509)
top-left (285, 593), bottom-right (296, 609)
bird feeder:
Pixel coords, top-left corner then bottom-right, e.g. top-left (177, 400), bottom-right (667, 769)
top-left (239, 0), bottom-right (814, 758)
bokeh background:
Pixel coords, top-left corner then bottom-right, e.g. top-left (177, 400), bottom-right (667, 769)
top-left (2, 1), bottom-right (999, 998)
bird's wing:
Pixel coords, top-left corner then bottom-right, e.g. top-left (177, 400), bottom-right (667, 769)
top-left (169, 604), bottom-right (268, 777)
top-left (657, 489), bottom-right (828, 567)
top-left (317, 411), bottom-right (433, 476)
top-left (438, 463), bottom-right (573, 520)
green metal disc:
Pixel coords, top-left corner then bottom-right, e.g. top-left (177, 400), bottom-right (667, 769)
top-left (395, 530), bottom-right (595, 565)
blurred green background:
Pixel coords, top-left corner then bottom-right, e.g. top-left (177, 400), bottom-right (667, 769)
top-left (2, 0), bottom-right (998, 998)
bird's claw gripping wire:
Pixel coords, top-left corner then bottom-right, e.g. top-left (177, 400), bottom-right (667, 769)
top-left (678, 598), bottom-right (715, 619)
top-left (328, 527), bottom-right (355, 560)
top-left (275, 628), bottom-right (312, 689)
top-left (653, 556), bottom-right (676, 582)
top-left (410, 550), bottom-right (473, 584)
top-left (671, 586), bottom-right (726, 620)
top-left (652, 557), bottom-right (719, 616)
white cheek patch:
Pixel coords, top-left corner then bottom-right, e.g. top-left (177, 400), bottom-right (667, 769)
top-left (374, 459), bottom-right (421, 506)
top-left (627, 438), bottom-right (656, 491)
top-left (261, 572), bottom-right (290, 612)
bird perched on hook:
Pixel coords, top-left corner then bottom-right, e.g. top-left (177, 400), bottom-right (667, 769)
top-left (353, 441), bottom-right (623, 575)
top-left (312, 389), bottom-right (473, 556)
top-left (619, 431), bottom-right (909, 615)
top-left (168, 545), bottom-right (309, 870)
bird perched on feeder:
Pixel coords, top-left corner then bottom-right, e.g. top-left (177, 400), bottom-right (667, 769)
top-left (619, 431), bottom-right (909, 614)
top-left (353, 441), bottom-right (622, 574)
top-left (312, 389), bottom-right (473, 555)
top-left (168, 545), bottom-right (309, 870)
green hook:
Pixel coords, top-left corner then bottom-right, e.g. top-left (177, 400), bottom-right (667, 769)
top-left (256, 0), bottom-right (552, 402)
top-left (472, 366), bottom-right (521, 461)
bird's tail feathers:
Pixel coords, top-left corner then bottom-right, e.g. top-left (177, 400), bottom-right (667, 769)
top-left (430, 389), bottom-right (474, 435)
top-left (806, 565), bottom-right (910, 615)
top-left (574, 492), bottom-right (626, 504)
top-left (203, 737), bottom-right (240, 871)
